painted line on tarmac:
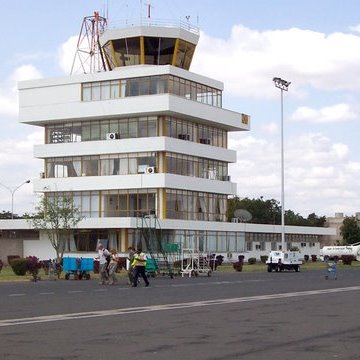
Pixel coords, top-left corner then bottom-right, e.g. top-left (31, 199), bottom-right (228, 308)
top-left (39, 292), bottom-right (55, 295)
top-left (1, 285), bottom-right (360, 328)
top-left (8, 293), bottom-right (25, 297)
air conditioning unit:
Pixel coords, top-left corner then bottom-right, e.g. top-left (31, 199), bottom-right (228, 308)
top-left (106, 132), bottom-right (120, 140)
top-left (178, 134), bottom-right (190, 140)
top-left (145, 166), bottom-right (155, 174)
top-left (138, 165), bottom-right (148, 174)
top-left (40, 172), bottom-right (45, 179)
top-left (200, 138), bottom-right (211, 145)
top-left (231, 218), bottom-right (240, 223)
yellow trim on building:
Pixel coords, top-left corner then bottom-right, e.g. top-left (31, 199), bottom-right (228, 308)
top-left (161, 189), bottom-right (166, 219)
top-left (158, 116), bottom-right (164, 136)
top-left (140, 36), bottom-right (145, 65)
top-left (109, 41), bottom-right (117, 68)
top-left (172, 38), bottom-right (180, 66)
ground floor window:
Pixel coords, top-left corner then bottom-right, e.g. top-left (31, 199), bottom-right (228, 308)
top-left (154, 230), bottom-right (245, 253)
top-left (63, 229), bottom-right (245, 254)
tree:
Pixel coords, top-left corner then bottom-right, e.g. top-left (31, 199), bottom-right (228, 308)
top-left (340, 216), bottom-right (360, 245)
top-left (227, 196), bottom-right (326, 226)
top-left (28, 194), bottom-right (82, 262)
top-left (227, 196), bottom-right (281, 224)
top-left (306, 212), bottom-right (326, 227)
top-left (0, 211), bottom-right (13, 219)
top-left (0, 210), bottom-right (30, 219)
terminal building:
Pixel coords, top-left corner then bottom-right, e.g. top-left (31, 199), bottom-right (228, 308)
top-left (0, 15), bottom-right (335, 264)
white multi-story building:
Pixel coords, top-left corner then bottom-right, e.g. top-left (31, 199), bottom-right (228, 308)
top-left (14, 18), bottom-right (334, 262)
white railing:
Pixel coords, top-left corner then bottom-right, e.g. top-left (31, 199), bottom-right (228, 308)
top-left (108, 17), bottom-right (200, 35)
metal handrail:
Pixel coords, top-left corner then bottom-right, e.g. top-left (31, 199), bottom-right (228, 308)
top-left (108, 17), bottom-right (200, 35)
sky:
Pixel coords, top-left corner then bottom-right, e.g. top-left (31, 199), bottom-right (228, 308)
top-left (1, 0), bottom-right (360, 218)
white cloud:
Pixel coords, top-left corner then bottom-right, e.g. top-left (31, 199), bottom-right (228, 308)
top-left (58, 35), bottom-right (103, 75)
top-left (57, 35), bottom-right (78, 74)
top-left (0, 130), bottom-right (43, 215)
top-left (260, 122), bottom-right (278, 134)
top-left (229, 132), bottom-right (360, 216)
top-left (0, 65), bottom-right (42, 117)
top-left (349, 24), bottom-right (360, 33)
top-left (291, 103), bottom-right (358, 123)
top-left (192, 25), bottom-right (360, 98)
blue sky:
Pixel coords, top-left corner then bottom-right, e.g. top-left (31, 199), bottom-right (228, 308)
top-left (1, 0), bottom-right (360, 218)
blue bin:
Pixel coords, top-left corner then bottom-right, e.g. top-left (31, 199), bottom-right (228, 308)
top-left (62, 257), bottom-right (79, 271)
top-left (80, 258), bottom-right (94, 271)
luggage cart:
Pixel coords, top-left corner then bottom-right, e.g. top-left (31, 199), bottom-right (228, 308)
top-left (146, 258), bottom-right (158, 278)
top-left (324, 256), bottom-right (337, 280)
top-left (63, 257), bottom-right (94, 280)
top-left (193, 252), bottom-right (212, 277)
top-left (180, 248), bottom-right (212, 277)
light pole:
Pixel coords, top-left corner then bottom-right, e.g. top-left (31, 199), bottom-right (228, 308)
top-left (273, 77), bottom-right (291, 251)
top-left (0, 180), bottom-right (31, 219)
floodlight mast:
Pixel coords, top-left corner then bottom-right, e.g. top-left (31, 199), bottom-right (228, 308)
top-left (0, 180), bottom-right (31, 219)
top-left (273, 77), bottom-right (291, 252)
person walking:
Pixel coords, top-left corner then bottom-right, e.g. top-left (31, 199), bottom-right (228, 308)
top-left (108, 248), bottom-right (119, 285)
top-left (96, 243), bottom-right (110, 285)
top-left (131, 248), bottom-right (150, 287)
top-left (126, 246), bottom-right (135, 286)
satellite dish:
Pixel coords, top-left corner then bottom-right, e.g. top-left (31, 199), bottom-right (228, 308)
top-left (233, 209), bottom-right (252, 222)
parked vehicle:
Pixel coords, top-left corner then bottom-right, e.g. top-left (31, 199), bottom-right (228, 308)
top-left (266, 251), bottom-right (302, 272)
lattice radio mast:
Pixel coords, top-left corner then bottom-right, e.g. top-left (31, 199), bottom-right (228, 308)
top-left (71, 11), bottom-right (108, 74)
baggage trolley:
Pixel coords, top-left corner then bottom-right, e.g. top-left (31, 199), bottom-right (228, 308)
top-left (324, 256), bottom-right (337, 280)
top-left (63, 257), bottom-right (94, 280)
top-left (145, 258), bottom-right (158, 278)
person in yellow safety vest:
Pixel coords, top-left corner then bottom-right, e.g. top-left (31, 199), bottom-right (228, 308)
top-left (131, 248), bottom-right (150, 287)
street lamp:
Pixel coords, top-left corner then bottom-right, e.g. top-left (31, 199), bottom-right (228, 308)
top-left (273, 77), bottom-right (291, 252)
top-left (0, 180), bottom-right (31, 219)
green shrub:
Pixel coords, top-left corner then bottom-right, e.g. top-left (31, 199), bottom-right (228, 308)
top-left (0, 259), bottom-right (3, 272)
top-left (10, 258), bottom-right (29, 276)
top-left (260, 255), bottom-right (268, 264)
top-left (248, 257), bottom-right (257, 265)
top-left (304, 255), bottom-right (309, 262)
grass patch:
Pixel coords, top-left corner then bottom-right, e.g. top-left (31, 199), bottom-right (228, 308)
top-left (0, 266), bottom-right (34, 282)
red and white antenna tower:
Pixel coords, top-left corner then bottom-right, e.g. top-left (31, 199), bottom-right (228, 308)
top-left (71, 11), bottom-right (108, 74)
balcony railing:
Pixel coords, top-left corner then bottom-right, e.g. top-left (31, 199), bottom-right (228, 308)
top-left (109, 17), bottom-right (200, 36)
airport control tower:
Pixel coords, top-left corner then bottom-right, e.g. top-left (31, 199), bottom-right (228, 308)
top-left (18, 12), bottom-right (250, 256)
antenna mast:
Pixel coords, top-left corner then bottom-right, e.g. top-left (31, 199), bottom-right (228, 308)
top-left (71, 11), bottom-right (108, 74)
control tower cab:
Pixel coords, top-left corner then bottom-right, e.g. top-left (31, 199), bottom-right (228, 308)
top-left (100, 22), bottom-right (199, 70)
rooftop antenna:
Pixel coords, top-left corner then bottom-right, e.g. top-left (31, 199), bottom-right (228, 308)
top-left (145, 1), bottom-right (154, 18)
top-left (71, 11), bottom-right (108, 74)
